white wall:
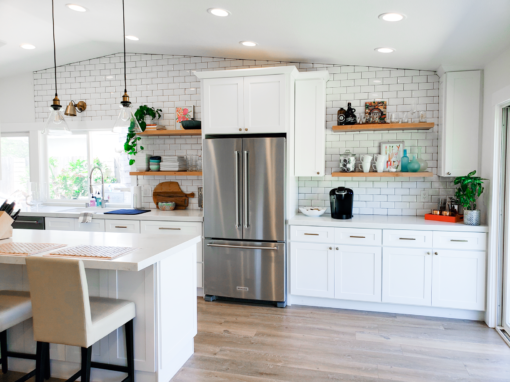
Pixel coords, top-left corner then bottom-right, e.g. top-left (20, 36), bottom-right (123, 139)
top-left (0, 72), bottom-right (35, 124)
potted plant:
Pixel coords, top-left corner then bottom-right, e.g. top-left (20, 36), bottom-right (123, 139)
top-left (123, 106), bottom-right (162, 165)
top-left (454, 170), bottom-right (485, 226)
top-left (134, 105), bottom-right (162, 130)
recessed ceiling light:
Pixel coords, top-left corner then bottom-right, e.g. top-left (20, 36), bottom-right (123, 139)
top-left (375, 47), bottom-right (395, 53)
top-left (240, 41), bottom-right (257, 47)
top-left (20, 44), bottom-right (35, 50)
top-left (207, 8), bottom-right (230, 17)
top-left (66, 4), bottom-right (87, 12)
top-left (379, 13), bottom-right (406, 22)
top-left (125, 35), bottom-right (139, 41)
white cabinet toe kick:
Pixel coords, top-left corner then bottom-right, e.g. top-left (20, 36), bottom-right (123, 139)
top-left (289, 225), bottom-right (487, 320)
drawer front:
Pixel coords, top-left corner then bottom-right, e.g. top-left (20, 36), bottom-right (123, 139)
top-left (45, 217), bottom-right (75, 231)
top-left (75, 219), bottom-right (105, 232)
top-left (433, 231), bottom-right (487, 250)
top-left (383, 230), bottom-right (432, 248)
top-left (140, 221), bottom-right (202, 236)
top-left (335, 228), bottom-right (382, 246)
top-left (290, 226), bottom-right (335, 243)
top-left (105, 220), bottom-right (140, 234)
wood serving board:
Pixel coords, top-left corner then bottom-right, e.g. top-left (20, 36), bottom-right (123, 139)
top-left (153, 182), bottom-right (195, 210)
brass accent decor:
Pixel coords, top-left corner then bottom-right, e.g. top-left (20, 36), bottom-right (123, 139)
top-left (64, 100), bottom-right (87, 116)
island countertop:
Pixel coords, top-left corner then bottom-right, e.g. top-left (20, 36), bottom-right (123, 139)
top-left (0, 230), bottom-right (201, 271)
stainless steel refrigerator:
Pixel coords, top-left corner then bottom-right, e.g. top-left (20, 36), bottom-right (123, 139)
top-left (203, 136), bottom-right (286, 307)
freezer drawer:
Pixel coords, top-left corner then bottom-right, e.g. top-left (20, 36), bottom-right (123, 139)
top-left (204, 239), bottom-right (286, 302)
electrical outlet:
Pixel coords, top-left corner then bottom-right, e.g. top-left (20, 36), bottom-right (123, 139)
top-left (420, 190), bottom-right (428, 202)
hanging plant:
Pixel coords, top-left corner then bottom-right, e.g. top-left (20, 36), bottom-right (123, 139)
top-left (123, 106), bottom-right (162, 165)
top-left (134, 105), bottom-right (162, 130)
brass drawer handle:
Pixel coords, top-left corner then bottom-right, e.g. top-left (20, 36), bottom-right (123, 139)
top-left (304, 233), bottom-right (319, 236)
top-left (115, 226), bottom-right (128, 228)
top-left (399, 238), bottom-right (416, 240)
top-left (450, 239), bottom-right (468, 242)
top-left (159, 227), bottom-right (181, 230)
top-left (350, 236), bottom-right (366, 239)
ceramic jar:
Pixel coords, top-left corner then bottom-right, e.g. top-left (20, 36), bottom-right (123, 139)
top-left (339, 150), bottom-right (356, 172)
top-left (464, 210), bottom-right (481, 226)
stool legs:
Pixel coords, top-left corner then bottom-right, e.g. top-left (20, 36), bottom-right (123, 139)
top-left (0, 330), bottom-right (7, 374)
top-left (125, 319), bottom-right (134, 382)
top-left (35, 342), bottom-right (48, 382)
top-left (81, 347), bottom-right (92, 382)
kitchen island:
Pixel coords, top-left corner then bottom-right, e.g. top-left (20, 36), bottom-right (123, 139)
top-left (0, 230), bottom-right (201, 382)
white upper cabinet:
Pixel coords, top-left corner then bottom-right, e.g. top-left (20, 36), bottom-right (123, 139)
top-left (294, 76), bottom-right (327, 177)
top-left (202, 77), bottom-right (244, 134)
top-left (439, 70), bottom-right (482, 177)
top-left (243, 75), bottom-right (286, 133)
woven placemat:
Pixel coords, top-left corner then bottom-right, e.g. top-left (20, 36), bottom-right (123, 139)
top-left (0, 243), bottom-right (67, 257)
top-left (45, 245), bottom-right (135, 260)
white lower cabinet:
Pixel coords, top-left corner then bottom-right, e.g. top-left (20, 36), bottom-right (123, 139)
top-left (45, 217), bottom-right (75, 231)
top-left (382, 247), bottom-right (432, 306)
top-left (432, 249), bottom-right (486, 311)
top-left (197, 262), bottom-right (203, 288)
top-left (104, 219), bottom-right (140, 233)
top-left (74, 219), bottom-right (105, 232)
top-left (290, 242), bottom-right (334, 298)
top-left (334, 245), bottom-right (381, 302)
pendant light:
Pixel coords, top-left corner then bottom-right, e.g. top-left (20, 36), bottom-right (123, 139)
top-left (43, 0), bottom-right (71, 136)
top-left (112, 0), bottom-right (142, 133)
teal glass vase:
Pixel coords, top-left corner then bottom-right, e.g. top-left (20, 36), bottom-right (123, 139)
top-left (408, 155), bottom-right (420, 172)
top-left (401, 149), bottom-right (409, 172)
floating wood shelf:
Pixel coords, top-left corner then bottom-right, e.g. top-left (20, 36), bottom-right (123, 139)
top-left (130, 171), bottom-right (203, 176)
top-left (332, 171), bottom-right (434, 178)
top-left (136, 129), bottom-right (202, 136)
top-left (332, 123), bottom-right (434, 132)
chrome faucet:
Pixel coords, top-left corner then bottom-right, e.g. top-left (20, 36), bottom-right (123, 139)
top-left (89, 166), bottom-right (107, 208)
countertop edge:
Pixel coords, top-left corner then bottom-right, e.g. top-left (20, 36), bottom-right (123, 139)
top-left (19, 211), bottom-right (204, 222)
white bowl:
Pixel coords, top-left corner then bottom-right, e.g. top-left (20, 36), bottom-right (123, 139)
top-left (299, 207), bottom-right (327, 217)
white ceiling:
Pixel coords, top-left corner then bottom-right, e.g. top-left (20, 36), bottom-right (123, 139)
top-left (1, 0), bottom-right (510, 78)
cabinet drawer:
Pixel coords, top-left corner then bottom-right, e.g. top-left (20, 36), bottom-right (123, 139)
top-left (75, 219), bottom-right (105, 232)
top-left (335, 228), bottom-right (382, 246)
top-left (45, 217), bottom-right (75, 231)
top-left (105, 220), bottom-right (140, 234)
top-left (290, 226), bottom-right (335, 243)
top-left (383, 230), bottom-right (432, 248)
top-left (140, 221), bottom-right (202, 236)
top-left (433, 231), bottom-right (486, 250)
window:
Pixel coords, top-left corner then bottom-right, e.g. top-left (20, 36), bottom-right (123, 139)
top-left (0, 134), bottom-right (30, 208)
top-left (46, 131), bottom-right (130, 204)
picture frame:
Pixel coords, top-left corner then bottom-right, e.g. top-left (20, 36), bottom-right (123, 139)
top-left (365, 101), bottom-right (387, 123)
top-left (380, 141), bottom-right (405, 172)
top-left (175, 105), bottom-right (194, 130)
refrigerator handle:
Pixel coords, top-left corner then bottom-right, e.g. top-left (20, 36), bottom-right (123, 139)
top-left (243, 150), bottom-right (249, 228)
top-left (235, 151), bottom-right (240, 228)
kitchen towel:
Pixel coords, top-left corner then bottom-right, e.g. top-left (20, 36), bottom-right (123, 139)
top-left (104, 209), bottom-right (151, 215)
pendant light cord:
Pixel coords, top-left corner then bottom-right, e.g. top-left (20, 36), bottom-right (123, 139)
top-left (52, 0), bottom-right (57, 97)
top-left (122, 0), bottom-right (127, 94)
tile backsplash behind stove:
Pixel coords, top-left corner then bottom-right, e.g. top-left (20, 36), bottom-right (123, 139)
top-left (33, 53), bottom-right (455, 214)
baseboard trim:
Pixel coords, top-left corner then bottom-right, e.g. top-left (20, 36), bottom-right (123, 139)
top-left (196, 287), bottom-right (204, 297)
top-left (288, 295), bottom-right (485, 320)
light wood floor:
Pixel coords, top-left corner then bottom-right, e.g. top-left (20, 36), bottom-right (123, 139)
top-left (1, 298), bottom-right (509, 382)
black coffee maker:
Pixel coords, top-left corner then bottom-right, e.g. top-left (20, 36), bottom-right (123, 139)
top-left (330, 187), bottom-right (354, 219)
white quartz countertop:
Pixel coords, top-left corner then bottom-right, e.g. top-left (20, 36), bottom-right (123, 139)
top-left (19, 206), bottom-right (203, 222)
top-left (289, 214), bottom-right (489, 232)
top-left (0, 230), bottom-right (201, 271)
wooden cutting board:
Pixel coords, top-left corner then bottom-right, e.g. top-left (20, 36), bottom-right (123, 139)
top-left (153, 182), bottom-right (195, 210)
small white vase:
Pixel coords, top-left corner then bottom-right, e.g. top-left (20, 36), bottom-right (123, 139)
top-left (464, 210), bottom-right (481, 226)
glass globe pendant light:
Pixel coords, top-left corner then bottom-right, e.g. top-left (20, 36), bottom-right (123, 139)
top-left (43, 0), bottom-right (71, 136)
top-left (113, 0), bottom-right (142, 134)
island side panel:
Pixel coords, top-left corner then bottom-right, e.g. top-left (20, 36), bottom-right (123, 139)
top-left (156, 245), bottom-right (197, 382)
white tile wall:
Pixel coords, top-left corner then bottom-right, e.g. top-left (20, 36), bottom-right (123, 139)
top-left (33, 53), bottom-right (455, 214)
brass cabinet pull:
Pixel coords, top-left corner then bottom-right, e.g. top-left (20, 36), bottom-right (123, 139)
top-left (450, 239), bottom-right (468, 242)
top-left (159, 227), bottom-right (181, 230)
top-left (115, 226), bottom-right (128, 228)
top-left (399, 238), bottom-right (416, 240)
top-left (426, 252), bottom-right (431, 255)
top-left (434, 252), bottom-right (438, 255)
top-left (329, 247), bottom-right (332, 250)
top-left (336, 247), bottom-right (339, 250)
top-left (304, 233), bottom-right (319, 236)
top-left (350, 236), bottom-right (365, 239)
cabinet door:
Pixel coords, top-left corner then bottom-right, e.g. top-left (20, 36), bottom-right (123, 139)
top-left (45, 217), bottom-right (76, 231)
top-left (432, 250), bottom-right (486, 310)
top-left (290, 242), bottom-right (334, 298)
top-left (243, 75), bottom-right (286, 133)
top-left (382, 247), bottom-right (432, 306)
top-left (203, 78), bottom-right (244, 134)
top-left (294, 79), bottom-right (325, 176)
top-left (440, 71), bottom-right (481, 176)
top-left (75, 219), bottom-right (105, 232)
top-left (334, 245), bottom-right (381, 302)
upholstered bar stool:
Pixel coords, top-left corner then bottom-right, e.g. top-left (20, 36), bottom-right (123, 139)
top-left (0, 290), bottom-right (50, 382)
top-left (25, 257), bottom-right (136, 382)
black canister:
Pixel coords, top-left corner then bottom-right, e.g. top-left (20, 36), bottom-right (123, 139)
top-left (330, 187), bottom-right (354, 219)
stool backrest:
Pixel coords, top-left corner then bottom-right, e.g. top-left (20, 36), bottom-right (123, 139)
top-left (25, 257), bottom-right (92, 347)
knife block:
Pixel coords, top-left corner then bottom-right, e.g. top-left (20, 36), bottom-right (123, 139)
top-left (0, 212), bottom-right (14, 240)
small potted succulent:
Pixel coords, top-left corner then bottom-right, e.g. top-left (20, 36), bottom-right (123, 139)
top-left (454, 170), bottom-right (485, 226)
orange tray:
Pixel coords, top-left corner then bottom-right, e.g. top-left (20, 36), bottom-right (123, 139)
top-left (424, 214), bottom-right (463, 223)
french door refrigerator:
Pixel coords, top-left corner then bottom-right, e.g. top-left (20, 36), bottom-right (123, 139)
top-left (203, 136), bottom-right (286, 307)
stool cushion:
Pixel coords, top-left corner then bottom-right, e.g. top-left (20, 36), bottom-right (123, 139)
top-left (89, 297), bottom-right (136, 346)
top-left (0, 291), bottom-right (32, 332)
